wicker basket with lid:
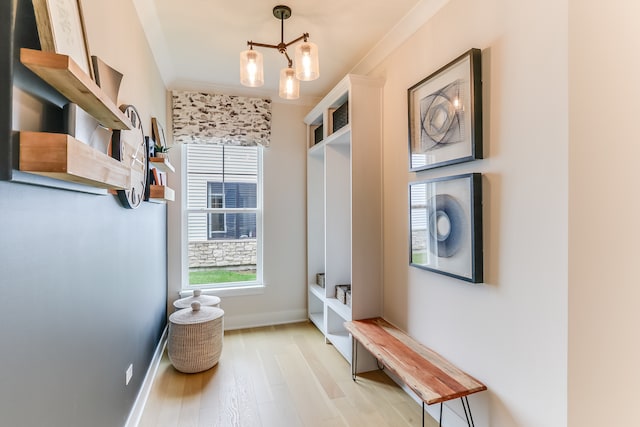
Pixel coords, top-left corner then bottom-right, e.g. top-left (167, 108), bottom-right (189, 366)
top-left (173, 289), bottom-right (221, 310)
top-left (168, 301), bottom-right (224, 373)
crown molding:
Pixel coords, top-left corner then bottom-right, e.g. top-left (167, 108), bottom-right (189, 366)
top-left (350, 0), bottom-right (450, 75)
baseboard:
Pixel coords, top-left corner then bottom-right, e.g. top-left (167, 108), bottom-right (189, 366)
top-left (223, 308), bottom-right (308, 331)
top-left (124, 326), bottom-right (168, 427)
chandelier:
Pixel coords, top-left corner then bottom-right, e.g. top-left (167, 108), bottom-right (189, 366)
top-left (239, 5), bottom-right (320, 100)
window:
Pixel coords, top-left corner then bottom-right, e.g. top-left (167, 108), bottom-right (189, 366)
top-left (207, 183), bottom-right (225, 236)
top-left (186, 144), bottom-right (261, 288)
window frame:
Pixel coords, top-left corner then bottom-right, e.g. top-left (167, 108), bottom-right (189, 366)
top-left (182, 144), bottom-right (263, 292)
top-left (207, 182), bottom-right (226, 237)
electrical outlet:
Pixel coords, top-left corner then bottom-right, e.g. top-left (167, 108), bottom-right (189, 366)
top-left (126, 364), bottom-right (133, 386)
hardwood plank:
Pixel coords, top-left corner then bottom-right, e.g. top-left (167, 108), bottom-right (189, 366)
top-left (257, 385), bottom-right (304, 427)
top-left (177, 371), bottom-right (203, 427)
top-left (275, 344), bottom-right (339, 425)
top-left (154, 362), bottom-right (187, 427)
top-left (294, 333), bottom-right (345, 399)
top-left (198, 332), bottom-right (260, 427)
top-left (345, 318), bottom-right (487, 405)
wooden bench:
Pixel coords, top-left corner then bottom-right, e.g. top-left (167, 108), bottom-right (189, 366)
top-left (344, 317), bottom-right (486, 427)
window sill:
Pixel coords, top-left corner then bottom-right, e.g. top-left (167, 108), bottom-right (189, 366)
top-left (179, 283), bottom-right (265, 299)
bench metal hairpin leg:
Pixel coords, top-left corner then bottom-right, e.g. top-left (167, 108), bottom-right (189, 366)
top-left (422, 401), bottom-right (442, 427)
top-left (429, 398), bottom-right (473, 427)
top-left (433, 397), bottom-right (476, 427)
top-left (461, 396), bottom-right (475, 427)
top-left (351, 335), bottom-right (358, 382)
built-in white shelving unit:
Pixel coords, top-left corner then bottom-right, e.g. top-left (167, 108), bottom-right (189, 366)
top-left (305, 74), bottom-right (384, 365)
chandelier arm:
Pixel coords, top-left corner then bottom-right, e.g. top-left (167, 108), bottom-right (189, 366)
top-left (283, 33), bottom-right (309, 49)
top-left (283, 50), bottom-right (293, 68)
top-left (249, 41), bottom-right (282, 50)
top-left (249, 33), bottom-right (309, 51)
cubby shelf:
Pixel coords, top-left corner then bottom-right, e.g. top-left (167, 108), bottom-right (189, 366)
top-left (326, 329), bottom-right (351, 361)
top-left (306, 74), bottom-right (384, 368)
top-left (308, 311), bottom-right (324, 333)
top-left (19, 131), bottom-right (130, 190)
top-left (20, 48), bottom-right (131, 130)
top-left (326, 297), bottom-right (352, 321)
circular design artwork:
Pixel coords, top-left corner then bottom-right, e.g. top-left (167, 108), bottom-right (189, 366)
top-left (419, 80), bottom-right (464, 151)
top-left (422, 94), bottom-right (456, 142)
top-left (426, 194), bottom-right (466, 258)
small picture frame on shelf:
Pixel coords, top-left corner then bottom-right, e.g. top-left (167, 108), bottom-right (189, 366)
top-left (151, 117), bottom-right (168, 151)
top-left (409, 173), bottom-right (483, 283)
top-left (91, 55), bottom-right (123, 104)
top-left (32, 0), bottom-right (93, 79)
top-left (408, 48), bottom-right (482, 171)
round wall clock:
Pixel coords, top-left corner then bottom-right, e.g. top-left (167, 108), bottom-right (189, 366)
top-left (112, 105), bottom-right (148, 209)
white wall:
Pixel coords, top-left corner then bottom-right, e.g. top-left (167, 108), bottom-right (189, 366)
top-left (568, 1), bottom-right (640, 425)
top-left (167, 101), bottom-right (309, 329)
top-left (370, 0), bottom-right (568, 425)
top-left (83, 0), bottom-right (168, 132)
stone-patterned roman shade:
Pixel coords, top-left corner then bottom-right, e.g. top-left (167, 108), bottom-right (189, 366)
top-left (172, 91), bottom-right (271, 147)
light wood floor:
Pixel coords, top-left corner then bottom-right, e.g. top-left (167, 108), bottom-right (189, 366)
top-left (138, 321), bottom-right (437, 427)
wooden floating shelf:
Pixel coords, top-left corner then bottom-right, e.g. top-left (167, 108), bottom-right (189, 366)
top-left (149, 185), bottom-right (175, 202)
top-left (149, 157), bottom-right (175, 173)
top-left (20, 48), bottom-right (131, 130)
top-left (19, 132), bottom-right (130, 190)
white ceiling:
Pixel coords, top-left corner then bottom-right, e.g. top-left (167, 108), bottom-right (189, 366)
top-left (132, 0), bottom-right (448, 103)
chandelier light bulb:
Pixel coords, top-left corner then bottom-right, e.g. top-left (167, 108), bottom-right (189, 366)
top-left (302, 52), bottom-right (311, 77)
top-left (247, 60), bottom-right (257, 83)
top-left (294, 41), bottom-right (319, 81)
top-left (279, 67), bottom-right (299, 100)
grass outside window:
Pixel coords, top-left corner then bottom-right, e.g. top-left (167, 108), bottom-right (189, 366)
top-left (189, 269), bottom-right (256, 285)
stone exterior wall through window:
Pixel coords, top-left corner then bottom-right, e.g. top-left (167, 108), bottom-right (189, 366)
top-left (189, 240), bottom-right (257, 269)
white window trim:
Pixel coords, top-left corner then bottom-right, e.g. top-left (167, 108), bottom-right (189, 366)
top-left (178, 284), bottom-right (265, 299)
top-left (181, 146), bottom-right (264, 296)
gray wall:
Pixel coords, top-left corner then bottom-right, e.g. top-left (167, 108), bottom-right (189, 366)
top-left (0, 1), bottom-right (168, 426)
top-left (0, 183), bottom-right (167, 427)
